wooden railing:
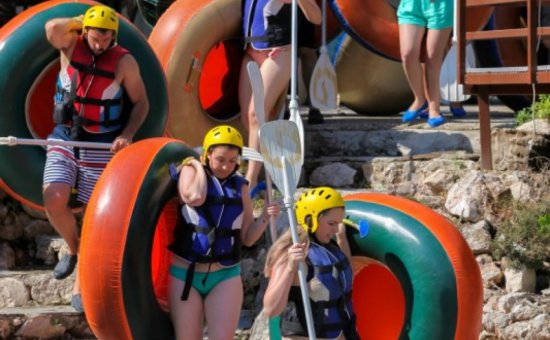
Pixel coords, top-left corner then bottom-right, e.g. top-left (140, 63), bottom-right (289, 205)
top-left (458, 0), bottom-right (550, 169)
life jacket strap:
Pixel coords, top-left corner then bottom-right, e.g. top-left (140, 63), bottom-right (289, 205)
top-left (70, 60), bottom-right (116, 79)
top-left (205, 195), bottom-right (243, 206)
top-left (180, 261), bottom-right (196, 301)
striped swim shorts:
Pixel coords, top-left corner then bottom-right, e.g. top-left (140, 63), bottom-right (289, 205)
top-left (43, 131), bottom-right (113, 204)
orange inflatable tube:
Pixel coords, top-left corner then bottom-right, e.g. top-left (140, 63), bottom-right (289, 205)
top-left (80, 138), bottom-right (193, 339)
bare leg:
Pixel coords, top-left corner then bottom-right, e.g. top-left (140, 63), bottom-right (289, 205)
top-left (204, 276), bottom-right (243, 340)
top-left (43, 182), bottom-right (79, 255)
top-left (169, 274), bottom-right (205, 340)
top-left (424, 27), bottom-right (452, 118)
top-left (239, 53), bottom-right (259, 189)
top-left (298, 47), bottom-right (317, 91)
top-left (239, 48), bottom-right (292, 189)
top-left (399, 24), bottom-right (427, 111)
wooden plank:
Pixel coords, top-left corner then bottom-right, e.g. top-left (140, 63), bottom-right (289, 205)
top-left (537, 27), bottom-right (550, 38)
top-left (467, 28), bottom-right (527, 40)
top-left (466, 0), bottom-right (525, 7)
top-left (466, 0), bottom-right (550, 7)
top-left (465, 72), bottom-right (531, 84)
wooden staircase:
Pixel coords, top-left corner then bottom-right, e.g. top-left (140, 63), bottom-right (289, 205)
top-left (459, 0), bottom-right (550, 169)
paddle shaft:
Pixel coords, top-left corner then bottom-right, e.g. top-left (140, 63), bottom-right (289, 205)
top-left (0, 136), bottom-right (112, 149)
top-left (282, 157), bottom-right (316, 340)
top-left (322, 0), bottom-right (327, 46)
top-left (290, 0), bottom-right (305, 165)
top-left (453, 0), bottom-right (458, 44)
top-left (440, 0), bottom-right (472, 102)
top-left (2, 136), bottom-right (264, 162)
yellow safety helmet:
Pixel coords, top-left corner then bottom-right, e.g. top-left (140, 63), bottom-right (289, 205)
top-left (202, 125), bottom-right (243, 162)
top-left (83, 5), bottom-right (119, 36)
top-left (295, 187), bottom-right (345, 233)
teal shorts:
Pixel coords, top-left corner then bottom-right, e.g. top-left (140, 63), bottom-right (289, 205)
top-left (169, 264), bottom-right (241, 298)
top-left (397, 0), bottom-right (453, 30)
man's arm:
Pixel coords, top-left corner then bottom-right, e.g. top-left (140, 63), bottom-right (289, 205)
top-left (111, 54), bottom-right (149, 153)
top-left (45, 17), bottom-right (81, 52)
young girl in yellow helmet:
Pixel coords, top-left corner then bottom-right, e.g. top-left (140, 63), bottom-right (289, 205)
top-left (168, 125), bottom-right (280, 339)
top-left (263, 187), bottom-right (360, 340)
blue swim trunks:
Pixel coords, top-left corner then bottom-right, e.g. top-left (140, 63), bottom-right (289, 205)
top-left (397, 0), bottom-right (453, 30)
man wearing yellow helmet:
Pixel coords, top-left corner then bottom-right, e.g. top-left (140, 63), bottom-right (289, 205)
top-left (43, 5), bottom-right (149, 312)
top-left (263, 187), bottom-right (360, 340)
top-left (168, 125), bottom-right (281, 339)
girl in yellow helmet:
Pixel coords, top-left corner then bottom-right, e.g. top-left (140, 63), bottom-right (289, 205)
top-left (263, 187), bottom-right (360, 340)
top-left (168, 125), bottom-right (280, 339)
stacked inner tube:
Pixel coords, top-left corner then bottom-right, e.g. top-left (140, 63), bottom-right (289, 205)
top-left (148, 0), bottom-right (288, 147)
top-left (329, 0), bottom-right (494, 61)
top-left (148, 0), bottom-right (245, 147)
top-left (136, 0), bottom-right (175, 27)
top-left (0, 0), bottom-right (168, 210)
top-left (332, 33), bottom-right (413, 114)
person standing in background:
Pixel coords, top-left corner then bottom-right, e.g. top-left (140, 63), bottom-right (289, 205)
top-left (398, 0), bottom-right (452, 127)
top-left (239, 0), bottom-right (321, 191)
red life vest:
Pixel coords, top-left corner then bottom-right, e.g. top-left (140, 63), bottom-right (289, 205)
top-left (67, 36), bottom-right (129, 133)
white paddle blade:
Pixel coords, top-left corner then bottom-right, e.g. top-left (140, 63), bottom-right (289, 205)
top-left (440, 43), bottom-right (474, 102)
top-left (259, 121), bottom-right (302, 197)
top-left (246, 61), bottom-right (266, 126)
top-left (289, 106), bottom-right (305, 166)
top-left (309, 47), bottom-right (338, 110)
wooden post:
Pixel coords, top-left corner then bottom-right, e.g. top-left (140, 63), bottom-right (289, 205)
top-left (478, 87), bottom-right (492, 170)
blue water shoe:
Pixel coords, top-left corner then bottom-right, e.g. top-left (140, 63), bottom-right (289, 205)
top-left (402, 102), bottom-right (428, 123)
top-left (53, 254), bottom-right (77, 280)
top-left (450, 105), bottom-right (467, 117)
top-left (71, 294), bottom-right (84, 313)
top-left (427, 116), bottom-right (446, 127)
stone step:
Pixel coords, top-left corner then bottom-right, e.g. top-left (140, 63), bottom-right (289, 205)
top-left (0, 304), bottom-right (257, 340)
top-left (0, 305), bottom-right (93, 339)
top-left (301, 104), bottom-right (516, 159)
top-left (0, 269), bottom-right (75, 309)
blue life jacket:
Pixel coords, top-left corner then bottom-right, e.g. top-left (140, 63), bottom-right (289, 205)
top-left (287, 240), bottom-right (359, 339)
top-left (242, 0), bottom-right (292, 50)
top-left (169, 170), bottom-right (246, 266)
